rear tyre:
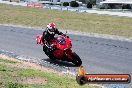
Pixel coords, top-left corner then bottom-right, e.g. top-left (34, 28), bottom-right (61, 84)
top-left (71, 52), bottom-right (82, 66)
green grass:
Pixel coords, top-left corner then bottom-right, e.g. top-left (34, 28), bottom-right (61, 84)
top-left (0, 57), bottom-right (99, 88)
top-left (1, 4), bottom-right (132, 37)
top-left (0, 58), bottom-right (17, 64)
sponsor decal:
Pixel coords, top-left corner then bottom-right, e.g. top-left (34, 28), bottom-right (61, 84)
top-left (76, 66), bottom-right (131, 85)
top-left (27, 3), bottom-right (43, 8)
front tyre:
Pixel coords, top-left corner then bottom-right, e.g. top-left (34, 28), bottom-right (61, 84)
top-left (71, 52), bottom-right (82, 66)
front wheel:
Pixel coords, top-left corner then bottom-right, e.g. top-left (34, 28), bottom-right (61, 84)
top-left (71, 52), bottom-right (82, 66)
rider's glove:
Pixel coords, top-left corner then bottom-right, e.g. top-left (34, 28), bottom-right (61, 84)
top-left (62, 34), bottom-right (69, 38)
top-left (63, 34), bottom-right (66, 36)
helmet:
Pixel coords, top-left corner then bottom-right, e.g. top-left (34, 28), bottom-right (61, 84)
top-left (47, 23), bottom-right (56, 35)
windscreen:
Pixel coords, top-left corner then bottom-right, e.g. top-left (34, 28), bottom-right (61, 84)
top-left (56, 36), bottom-right (66, 45)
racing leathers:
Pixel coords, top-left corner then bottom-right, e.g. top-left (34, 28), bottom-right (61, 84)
top-left (41, 28), bottom-right (63, 52)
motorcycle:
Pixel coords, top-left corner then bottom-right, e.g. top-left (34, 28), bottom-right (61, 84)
top-left (36, 33), bottom-right (82, 66)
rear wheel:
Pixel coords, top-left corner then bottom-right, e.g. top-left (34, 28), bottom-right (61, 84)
top-left (71, 52), bottom-right (82, 66)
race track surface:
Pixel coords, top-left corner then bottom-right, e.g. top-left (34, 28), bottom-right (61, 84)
top-left (0, 25), bottom-right (132, 75)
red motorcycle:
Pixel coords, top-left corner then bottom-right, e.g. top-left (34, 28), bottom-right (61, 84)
top-left (36, 34), bottom-right (82, 66)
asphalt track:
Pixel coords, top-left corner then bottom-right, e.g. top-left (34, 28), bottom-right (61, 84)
top-left (0, 25), bottom-right (132, 87)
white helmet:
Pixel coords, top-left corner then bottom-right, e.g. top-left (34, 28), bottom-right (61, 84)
top-left (47, 23), bottom-right (55, 35)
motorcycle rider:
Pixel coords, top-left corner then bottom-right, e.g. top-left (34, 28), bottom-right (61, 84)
top-left (41, 23), bottom-right (64, 54)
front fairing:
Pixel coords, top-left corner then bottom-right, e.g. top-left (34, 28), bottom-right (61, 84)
top-left (51, 36), bottom-right (72, 59)
top-left (55, 36), bottom-right (72, 50)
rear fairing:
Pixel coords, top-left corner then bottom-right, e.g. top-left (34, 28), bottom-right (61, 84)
top-left (36, 34), bottom-right (44, 46)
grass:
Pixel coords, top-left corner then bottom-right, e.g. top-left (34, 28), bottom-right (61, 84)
top-left (0, 59), bottom-right (17, 64)
top-left (0, 4), bottom-right (132, 37)
top-left (0, 57), bottom-right (99, 88)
